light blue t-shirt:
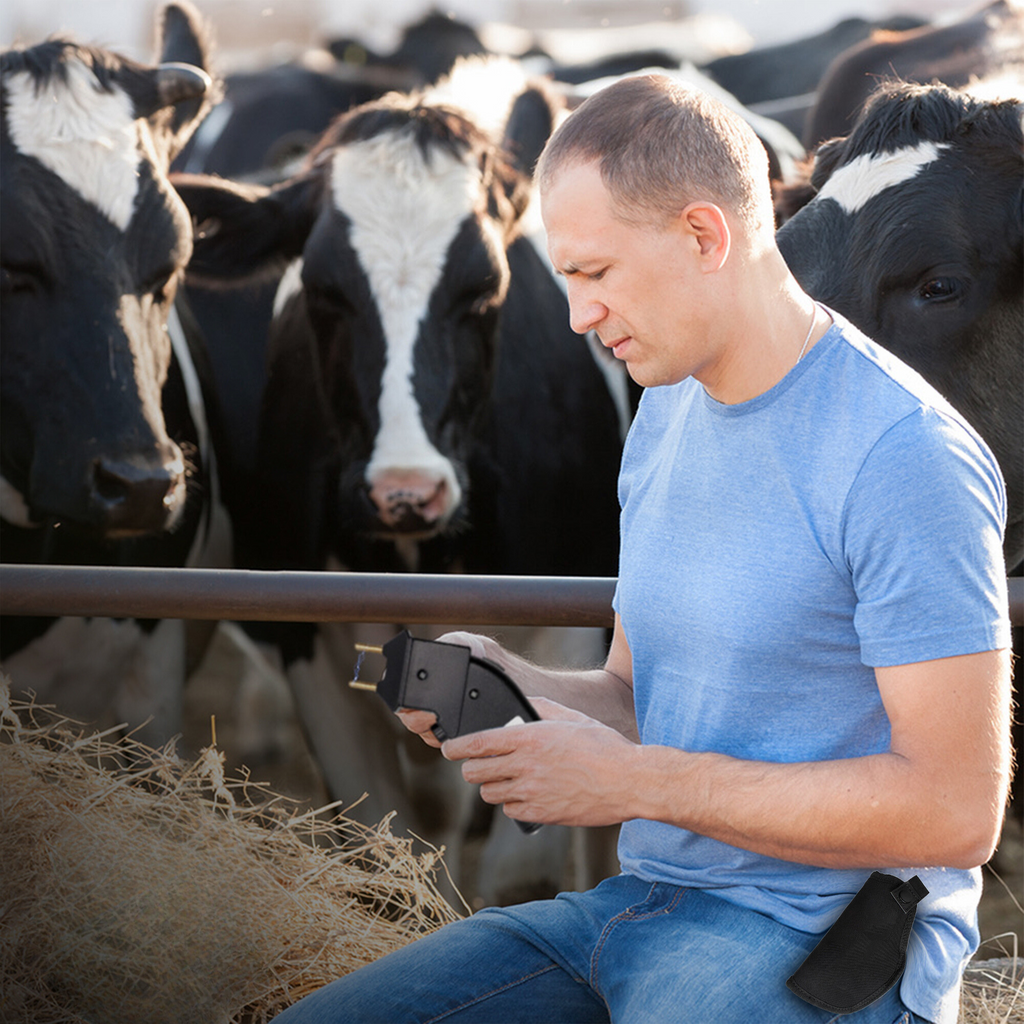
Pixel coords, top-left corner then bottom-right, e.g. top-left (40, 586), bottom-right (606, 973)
top-left (612, 312), bottom-right (1010, 1024)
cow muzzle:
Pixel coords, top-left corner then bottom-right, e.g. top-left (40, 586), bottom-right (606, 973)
top-left (89, 445), bottom-right (187, 536)
top-left (368, 469), bottom-right (454, 535)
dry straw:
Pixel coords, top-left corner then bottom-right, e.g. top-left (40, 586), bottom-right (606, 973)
top-left (961, 954), bottom-right (1022, 1024)
top-left (0, 680), bottom-right (462, 1023)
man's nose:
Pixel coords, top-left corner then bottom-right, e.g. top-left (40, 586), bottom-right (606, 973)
top-left (567, 291), bottom-right (608, 335)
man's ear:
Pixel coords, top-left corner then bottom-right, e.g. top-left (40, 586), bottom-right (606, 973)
top-left (679, 201), bottom-right (730, 271)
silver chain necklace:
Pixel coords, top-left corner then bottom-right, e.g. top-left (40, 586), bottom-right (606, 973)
top-left (796, 304), bottom-right (817, 363)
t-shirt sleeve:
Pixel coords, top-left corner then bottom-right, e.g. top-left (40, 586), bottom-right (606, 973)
top-left (842, 406), bottom-right (1010, 667)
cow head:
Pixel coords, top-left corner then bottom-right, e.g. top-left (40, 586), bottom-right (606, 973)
top-left (777, 81), bottom-right (1024, 569)
top-left (0, 2), bottom-right (217, 538)
top-left (175, 60), bottom-right (559, 552)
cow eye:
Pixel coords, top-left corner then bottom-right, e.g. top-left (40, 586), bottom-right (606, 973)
top-left (1, 263), bottom-right (45, 296)
top-left (452, 278), bottom-right (500, 317)
top-left (307, 285), bottom-right (355, 315)
top-left (918, 276), bottom-right (962, 303)
top-left (139, 267), bottom-right (177, 303)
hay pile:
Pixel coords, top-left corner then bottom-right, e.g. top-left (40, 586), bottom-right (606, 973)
top-left (962, 957), bottom-right (1022, 1024)
top-left (0, 680), bottom-right (462, 1023)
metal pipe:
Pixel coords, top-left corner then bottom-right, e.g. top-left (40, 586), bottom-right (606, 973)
top-left (0, 565), bottom-right (1020, 627)
top-left (0, 565), bottom-right (617, 628)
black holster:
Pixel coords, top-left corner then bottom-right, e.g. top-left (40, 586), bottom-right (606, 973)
top-left (786, 871), bottom-right (929, 1015)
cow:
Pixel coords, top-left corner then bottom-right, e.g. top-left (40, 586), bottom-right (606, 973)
top-left (173, 12), bottom-right (497, 527)
top-left (172, 58), bottom-right (625, 903)
top-left (774, 79), bottom-right (1023, 810)
top-left (325, 10), bottom-right (489, 88)
top-left (0, 2), bottom-right (229, 747)
top-left (699, 14), bottom-right (927, 138)
top-left (804, 0), bottom-right (1024, 148)
top-left (176, 10), bottom-right (491, 182)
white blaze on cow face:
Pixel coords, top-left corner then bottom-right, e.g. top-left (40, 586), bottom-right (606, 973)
top-left (5, 58), bottom-right (141, 231)
top-left (330, 131), bottom-right (481, 523)
top-left (814, 141), bottom-right (949, 214)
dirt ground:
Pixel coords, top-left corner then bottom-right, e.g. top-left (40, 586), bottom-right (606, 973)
top-left (181, 622), bottom-right (1024, 960)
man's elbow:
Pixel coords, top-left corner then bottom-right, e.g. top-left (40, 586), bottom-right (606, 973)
top-left (935, 790), bottom-right (1008, 869)
top-left (944, 831), bottom-right (1001, 870)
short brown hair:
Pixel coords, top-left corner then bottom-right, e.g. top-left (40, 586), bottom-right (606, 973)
top-left (537, 74), bottom-right (772, 232)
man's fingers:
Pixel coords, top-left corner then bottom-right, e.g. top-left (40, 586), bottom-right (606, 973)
top-left (396, 708), bottom-right (441, 747)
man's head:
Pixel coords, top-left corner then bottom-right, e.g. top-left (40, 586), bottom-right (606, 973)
top-left (536, 74), bottom-right (774, 236)
top-left (537, 74), bottom-right (807, 397)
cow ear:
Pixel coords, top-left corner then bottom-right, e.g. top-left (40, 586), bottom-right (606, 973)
top-left (501, 81), bottom-right (563, 179)
top-left (157, 1), bottom-right (212, 73)
top-left (172, 171), bottom-right (319, 286)
top-left (495, 81), bottom-right (564, 223)
top-left (808, 136), bottom-right (848, 191)
top-left (142, 2), bottom-right (221, 161)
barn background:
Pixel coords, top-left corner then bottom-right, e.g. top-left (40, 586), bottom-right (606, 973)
top-left (1, 0), bottom-right (1019, 973)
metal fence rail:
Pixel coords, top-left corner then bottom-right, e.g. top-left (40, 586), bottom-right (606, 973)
top-left (1, 565), bottom-right (1021, 627)
top-left (0, 565), bottom-right (618, 628)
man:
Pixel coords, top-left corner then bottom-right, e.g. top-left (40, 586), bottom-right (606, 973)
top-left (275, 75), bottom-right (1011, 1024)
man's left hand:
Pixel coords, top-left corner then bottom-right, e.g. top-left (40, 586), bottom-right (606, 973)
top-left (441, 697), bottom-right (640, 827)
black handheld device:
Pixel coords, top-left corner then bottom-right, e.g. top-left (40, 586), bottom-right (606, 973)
top-left (350, 630), bottom-right (542, 833)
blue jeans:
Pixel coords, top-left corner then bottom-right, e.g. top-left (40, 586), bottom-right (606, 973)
top-left (274, 875), bottom-right (929, 1023)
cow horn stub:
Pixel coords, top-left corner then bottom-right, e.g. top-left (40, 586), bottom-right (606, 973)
top-left (154, 61), bottom-right (211, 108)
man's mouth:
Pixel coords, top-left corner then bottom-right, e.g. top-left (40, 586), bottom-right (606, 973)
top-left (604, 335), bottom-right (631, 357)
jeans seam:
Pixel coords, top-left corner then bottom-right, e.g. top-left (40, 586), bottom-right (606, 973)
top-left (422, 963), bottom-right (565, 1023)
top-left (589, 883), bottom-right (688, 991)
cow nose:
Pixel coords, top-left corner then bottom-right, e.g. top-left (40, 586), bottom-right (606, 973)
top-left (368, 470), bottom-right (452, 533)
top-left (90, 447), bottom-right (186, 534)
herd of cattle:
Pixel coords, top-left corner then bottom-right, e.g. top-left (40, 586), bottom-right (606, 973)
top-left (1, 0), bottom-right (1021, 905)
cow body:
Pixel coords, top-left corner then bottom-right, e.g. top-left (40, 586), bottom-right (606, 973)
top-left (804, 0), bottom-right (1024, 147)
top-left (699, 15), bottom-right (927, 138)
top-left (175, 10), bottom-right (490, 183)
top-left (174, 59), bottom-right (624, 901)
top-left (0, 2), bottom-right (227, 744)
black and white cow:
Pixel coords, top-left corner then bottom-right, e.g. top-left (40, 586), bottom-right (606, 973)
top-left (0, 2), bottom-right (228, 745)
top-left (173, 59), bottom-right (625, 900)
top-left (175, 60), bottom-right (623, 584)
top-left (173, 13), bottom-right (499, 526)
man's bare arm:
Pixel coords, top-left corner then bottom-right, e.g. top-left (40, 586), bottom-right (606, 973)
top-left (450, 648), bottom-right (1011, 870)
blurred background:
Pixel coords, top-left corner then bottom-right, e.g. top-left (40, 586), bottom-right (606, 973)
top-left (0, 0), bottom-right (973, 67)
